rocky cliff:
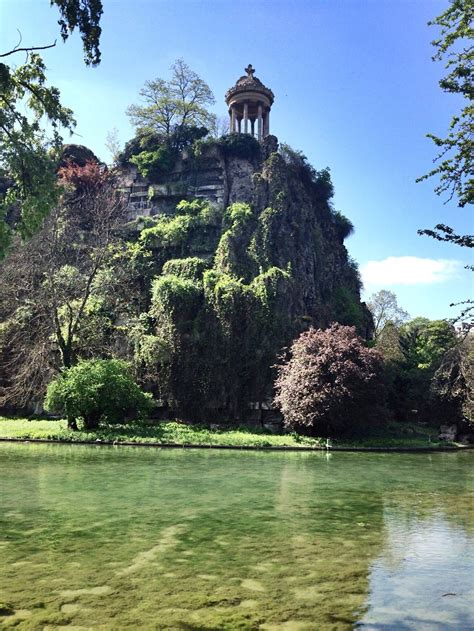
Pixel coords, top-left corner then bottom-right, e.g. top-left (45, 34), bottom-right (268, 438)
top-left (119, 135), bottom-right (371, 337)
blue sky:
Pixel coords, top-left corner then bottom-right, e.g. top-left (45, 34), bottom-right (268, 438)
top-left (2, 0), bottom-right (472, 320)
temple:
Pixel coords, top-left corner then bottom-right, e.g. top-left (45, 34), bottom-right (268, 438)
top-left (225, 64), bottom-right (274, 141)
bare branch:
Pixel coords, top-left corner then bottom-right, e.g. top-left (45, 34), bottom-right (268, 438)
top-left (0, 40), bottom-right (57, 58)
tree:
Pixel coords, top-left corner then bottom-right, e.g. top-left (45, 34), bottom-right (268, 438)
top-left (430, 333), bottom-right (473, 425)
top-left (0, 0), bottom-right (103, 257)
top-left (389, 317), bottom-right (458, 421)
top-left (416, 1), bottom-right (473, 326)
top-left (126, 59), bottom-right (216, 142)
top-left (417, 0), bottom-right (473, 207)
top-left (274, 324), bottom-right (383, 436)
top-left (44, 359), bottom-right (151, 430)
top-left (367, 290), bottom-right (409, 340)
top-left (0, 161), bottom-right (127, 408)
top-left (399, 317), bottom-right (457, 369)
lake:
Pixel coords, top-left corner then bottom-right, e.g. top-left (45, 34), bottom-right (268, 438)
top-left (1, 443), bottom-right (473, 629)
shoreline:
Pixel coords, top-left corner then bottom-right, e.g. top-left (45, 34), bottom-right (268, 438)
top-left (0, 436), bottom-right (472, 453)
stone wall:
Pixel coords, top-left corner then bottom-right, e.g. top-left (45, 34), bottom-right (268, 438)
top-left (118, 142), bottom-right (257, 222)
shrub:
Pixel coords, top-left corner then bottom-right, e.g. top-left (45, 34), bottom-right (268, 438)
top-left (162, 257), bottom-right (210, 281)
top-left (218, 133), bottom-right (261, 161)
top-left (151, 274), bottom-right (202, 319)
top-left (279, 144), bottom-right (334, 199)
top-left (332, 210), bottom-right (354, 241)
top-left (130, 145), bottom-right (176, 180)
top-left (274, 324), bottom-right (383, 436)
top-left (44, 359), bottom-right (152, 430)
top-left (139, 214), bottom-right (196, 249)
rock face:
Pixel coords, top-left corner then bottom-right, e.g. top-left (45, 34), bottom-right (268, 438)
top-left (120, 136), bottom-right (372, 337)
top-left (118, 142), bottom-right (258, 220)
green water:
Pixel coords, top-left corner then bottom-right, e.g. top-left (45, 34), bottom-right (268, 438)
top-left (0, 444), bottom-right (473, 630)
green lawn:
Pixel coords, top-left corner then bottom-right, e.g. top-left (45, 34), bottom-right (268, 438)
top-left (0, 417), bottom-right (461, 450)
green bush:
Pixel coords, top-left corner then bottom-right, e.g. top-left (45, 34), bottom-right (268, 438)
top-left (162, 257), bottom-right (210, 280)
top-left (139, 214), bottom-right (196, 249)
top-left (44, 359), bottom-right (152, 430)
top-left (130, 145), bottom-right (176, 180)
top-left (218, 134), bottom-right (262, 160)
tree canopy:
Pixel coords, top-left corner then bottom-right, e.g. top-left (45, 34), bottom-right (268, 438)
top-left (127, 59), bottom-right (216, 141)
top-left (274, 324), bottom-right (383, 435)
top-left (0, 0), bottom-right (103, 257)
top-left (367, 289), bottom-right (409, 340)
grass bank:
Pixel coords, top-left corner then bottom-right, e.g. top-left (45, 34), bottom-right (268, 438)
top-left (0, 417), bottom-right (465, 450)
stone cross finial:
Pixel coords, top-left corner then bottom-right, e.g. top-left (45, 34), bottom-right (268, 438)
top-left (245, 64), bottom-right (255, 78)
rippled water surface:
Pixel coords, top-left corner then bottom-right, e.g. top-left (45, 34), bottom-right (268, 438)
top-left (0, 444), bottom-right (473, 630)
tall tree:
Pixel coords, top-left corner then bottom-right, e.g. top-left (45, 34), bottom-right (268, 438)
top-left (0, 0), bottom-right (103, 257)
top-left (367, 290), bottom-right (409, 340)
top-left (127, 59), bottom-right (216, 140)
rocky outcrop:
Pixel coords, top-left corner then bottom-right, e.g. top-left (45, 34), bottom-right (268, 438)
top-left (119, 136), bottom-right (372, 336)
top-left (60, 144), bottom-right (100, 168)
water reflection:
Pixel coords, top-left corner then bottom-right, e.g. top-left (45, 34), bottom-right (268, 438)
top-left (361, 509), bottom-right (474, 629)
top-left (0, 444), bottom-right (472, 629)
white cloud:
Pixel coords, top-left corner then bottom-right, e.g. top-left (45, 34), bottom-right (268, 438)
top-left (361, 256), bottom-right (463, 289)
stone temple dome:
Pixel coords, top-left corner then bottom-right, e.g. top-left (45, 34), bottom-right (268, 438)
top-left (225, 64), bottom-right (274, 141)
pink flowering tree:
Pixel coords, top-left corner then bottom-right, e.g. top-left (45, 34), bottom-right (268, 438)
top-left (274, 324), bottom-right (383, 436)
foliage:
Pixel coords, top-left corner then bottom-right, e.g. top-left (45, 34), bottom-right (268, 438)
top-left (44, 359), bottom-right (151, 430)
top-left (368, 289), bottom-right (409, 340)
top-left (52, 0), bottom-right (103, 66)
top-left (332, 210), bottom-right (354, 241)
top-left (127, 59), bottom-right (216, 142)
top-left (416, 1), bottom-right (473, 327)
top-left (0, 1), bottom-right (103, 256)
top-left (332, 287), bottom-right (366, 330)
top-left (380, 317), bottom-right (459, 423)
top-left (0, 55), bottom-right (73, 254)
top-left (417, 0), bottom-right (473, 207)
top-left (162, 257), bottom-right (210, 281)
top-left (226, 202), bottom-right (254, 226)
top-left (375, 321), bottom-right (404, 362)
top-left (0, 163), bottom-right (127, 407)
top-left (118, 132), bottom-right (164, 166)
top-left (214, 203), bottom-right (256, 281)
top-left (58, 158), bottom-right (108, 192)
top-left (140, 215), bottom-right (196, 249)
top-left (274, 324), bottom-right (383, 436)
top-left (0, 417), bottom-right (327, 447)
top-left (133, 198), bottom-right (294, 421)
top-left (151, 274), bottom-right (202, 319)
top-left (279, 144), bottom-right (334, 199)
top-left (130, 145), bottom-right (177, 179)
top-left (430, 333), bottom-right (473, 424)
top-left (119, 127), bottom-right (209, 179)
top-left (399, 317), bottom-right (457, 370)
top-left (139, 200), bottom-right (218, 252)
top-left (217, 134), bottom-right (261, 160)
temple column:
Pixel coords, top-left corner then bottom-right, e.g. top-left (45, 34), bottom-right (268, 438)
top-left (265, 109), bottom-right (270, 136)
top-left (243, 101), bottom-right (249, 133)
top-left (230, 107), bottom-right (236, 133)
top-left (257, 103), bottom-right (263, 141)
